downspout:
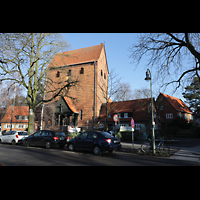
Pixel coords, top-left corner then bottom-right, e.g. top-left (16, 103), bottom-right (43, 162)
top-left (93, 61), bottom-right (97, 129)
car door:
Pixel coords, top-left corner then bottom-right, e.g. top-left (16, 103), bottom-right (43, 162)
top-left (85, 132), bottom-right (98, 151)
top-left (75, 132), bottom-right (88, 150)
top-left (8, 131), bottom-right (16, 143)
top-left (4, 131), bottom-right (13, 143)
top-left (28, 131), bottom-right (41, 146)
top-left (39, 130), bottom-right (53, 147)
top-left (2, 131), bottom-right (10, 143)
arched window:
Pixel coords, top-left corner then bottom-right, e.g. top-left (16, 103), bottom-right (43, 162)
top-left (56, 71), bottom-right (60, 77)
top-left (68, 69), bottom-right (71, 76)
top-left (80, 67), bottom-right (84, 74)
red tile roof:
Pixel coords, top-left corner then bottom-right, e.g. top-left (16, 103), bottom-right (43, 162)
top-left (99, 98), bottom-right (153, 122)
top-left (0, 106), bottom-right (29, 123)
top-left (63, 97), bottom-right (79, 113)
top-left (161, 93), bottom-right (192, 114)
top-left (48, 44), bottom-right (104, 68)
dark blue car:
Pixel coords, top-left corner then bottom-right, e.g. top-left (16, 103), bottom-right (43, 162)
top-left (67, 131), bottom-right (121, 155)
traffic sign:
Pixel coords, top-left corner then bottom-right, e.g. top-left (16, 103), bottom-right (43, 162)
top-left (131, 118), bottom-right (135, 128)
top-left (113, 114), bottom-right (119, 122)
top-left (131, 118), bottom-right (135, 149)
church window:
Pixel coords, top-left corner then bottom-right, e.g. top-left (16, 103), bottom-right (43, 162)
top-left (80, 67), bottom-right (84, 74)
top-left (80, 110), bottom-right (83, 120)
top-left (68, 69), bottom-right (71, 76)
top-left (56, 71), bottom-right (60, 77)
top-left (101, 70), bottom-right (103, 76)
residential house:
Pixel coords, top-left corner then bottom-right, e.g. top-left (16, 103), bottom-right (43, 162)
top-left (156, 93), bottom-right (193, 128)
top-left (98, 98), bottom-right (159, 140)
top-left (45, 43), bottom-right (109, 130)
top-left (0, 106), bottom-right (38, 132)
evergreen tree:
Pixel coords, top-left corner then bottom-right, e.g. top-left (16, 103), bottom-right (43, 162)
top-left (182, 77), bottom-right (200, 112)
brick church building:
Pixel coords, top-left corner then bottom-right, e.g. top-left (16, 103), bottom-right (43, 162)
top-left (45, 43), bottom-right (109, 130)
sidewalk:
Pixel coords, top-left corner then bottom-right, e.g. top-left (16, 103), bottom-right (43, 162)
top-left (169, 145), bottom-right (200, 162)
top-left (121, 142), bottom-right (200, 163)
top-left (121, 142), bottom-right (141, 150)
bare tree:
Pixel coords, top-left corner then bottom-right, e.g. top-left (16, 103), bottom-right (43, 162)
top-left (129, 33), bottom-right (200, 89)
top-left (97, 69), bottom-right (133, 130)
top-left (133, 87), bottom-right (151, 99)
top-left (113, 82), bottom-right (134, 101)
top-left (0, 33), bottom-right (78, 134)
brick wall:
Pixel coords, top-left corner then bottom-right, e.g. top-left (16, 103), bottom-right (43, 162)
top-left (46, 61), bottom-right (108, 129)
top-left (156, 95), bottom-right (178, 123)
top-left (45, 44), bottom-right (109, 129)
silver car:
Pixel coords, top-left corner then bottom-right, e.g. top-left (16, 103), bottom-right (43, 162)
top-left (0, 131), bottom-right (28, 145)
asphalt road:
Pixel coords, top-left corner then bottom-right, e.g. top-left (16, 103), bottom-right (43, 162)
top-left (0, 144), bottom-right (199, 166)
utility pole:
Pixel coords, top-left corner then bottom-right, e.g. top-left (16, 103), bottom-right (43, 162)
top-left (40, 92), bottom-right (45, 130)
top-left (145, 69), bottom-right (155, 154)
top-left (10, 84), bottom-right (16, 131)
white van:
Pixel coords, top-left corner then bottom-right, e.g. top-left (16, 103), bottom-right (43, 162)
top-left (0, 131), bottom-right (28, 145)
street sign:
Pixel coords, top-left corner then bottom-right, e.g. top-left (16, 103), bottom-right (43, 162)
top-left (113, 114), bottom-right (119, 122)
top-left (131, 118), bottom-right (135, 128)
top-left (131, 118), bottom-right (135, 149)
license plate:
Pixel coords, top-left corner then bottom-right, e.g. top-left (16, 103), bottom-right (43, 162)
top-left (114, 140), bottom-right (119, 143)
top-left (60, 137), bottom-right (64, 140)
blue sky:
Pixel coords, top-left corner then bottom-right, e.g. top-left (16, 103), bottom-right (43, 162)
top-left (62, 33), bottom-right (184, 101)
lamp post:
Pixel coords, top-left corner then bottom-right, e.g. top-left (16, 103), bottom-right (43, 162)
top-left (145, 69), bottom-right (155, 154)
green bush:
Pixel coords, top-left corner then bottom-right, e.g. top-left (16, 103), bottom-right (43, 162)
top-left (67, 132), bottom-right (80, 139)
top-left (116, 132), bottom-right (122, 139)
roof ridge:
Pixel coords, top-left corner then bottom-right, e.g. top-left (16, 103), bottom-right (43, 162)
top-left (161, 93), bottom-right (192, 113)
top-left (49, 43), bottom-right (104, 68)
top-left (58, 43), bottom-right (104, 55)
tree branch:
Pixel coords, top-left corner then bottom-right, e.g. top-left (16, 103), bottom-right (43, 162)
top-left (161, 67), bottom-right (200, 91)
top-left (36, 80), bottom-right (78, 107)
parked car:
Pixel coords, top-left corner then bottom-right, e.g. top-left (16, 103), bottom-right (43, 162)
top-left (0, 131), bottom-right (28, 145)
top-left (67, 131), bottom-right (121, 155)
top-left (17, 132), bottom-right (29, 144)
top-left (23, 130), bottom-right (67, 149)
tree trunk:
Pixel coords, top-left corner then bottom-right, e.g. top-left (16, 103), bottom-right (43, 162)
top-left (27, 106), bottom-right (35, 135)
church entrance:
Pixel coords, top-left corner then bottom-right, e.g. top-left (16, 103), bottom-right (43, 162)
top-left (54, 96), bottom-right (79, 130)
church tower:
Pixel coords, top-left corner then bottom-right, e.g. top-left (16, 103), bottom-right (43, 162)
top-left (45, 43), bottom-right (109, 130)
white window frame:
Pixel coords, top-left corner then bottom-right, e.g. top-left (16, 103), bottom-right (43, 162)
top-left (166, 113), bottom-right (173, 119)
top-left (124, 113), bottom-right (128, 118)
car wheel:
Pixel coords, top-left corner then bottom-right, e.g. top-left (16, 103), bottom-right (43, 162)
top-left (93, 145), bottom-right (101, 155)
top-left (11, 140), bottom-right (16, 145)
top-left (0, 139), bottom-right (2, 144)
top-left (68, 143), bottom-right (75, 151)
top-left (45, 141), bottom-right (51, 149)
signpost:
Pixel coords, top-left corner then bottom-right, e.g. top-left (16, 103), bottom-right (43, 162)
top-left (113, 114), bottom-right (119, 136)
top-left (113, 114), bottom-right (119, 122)
top-left (131, 118), bottom-right (135, 149)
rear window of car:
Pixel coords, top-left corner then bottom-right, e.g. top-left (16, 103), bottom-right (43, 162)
top-left (101, 132), bottom-right (113, 138)
top-left (55, 132), bottom-right (66, 137)
top-left (41, 131), bottom-right (54, 136)
top-left (18, 132), bottom-right (28, 135)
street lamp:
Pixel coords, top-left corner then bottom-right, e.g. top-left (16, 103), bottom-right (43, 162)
top-left (145, 69), bottom-right (155, 154)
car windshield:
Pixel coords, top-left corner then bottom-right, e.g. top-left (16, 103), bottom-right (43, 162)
top-left (101, 132), bottom-right (113, 138)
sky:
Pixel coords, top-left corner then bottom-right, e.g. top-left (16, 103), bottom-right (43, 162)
top-left (62, 33), bottom-right (185, 101)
